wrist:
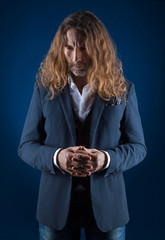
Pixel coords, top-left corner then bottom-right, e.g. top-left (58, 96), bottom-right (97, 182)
top-left (101, 151), bottom-right (108, 168)
top-left (57, 148), bottom-right (63, 168)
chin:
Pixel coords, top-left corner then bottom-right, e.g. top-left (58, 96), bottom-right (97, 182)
top-left (71, 69), bottom-right (87, 77)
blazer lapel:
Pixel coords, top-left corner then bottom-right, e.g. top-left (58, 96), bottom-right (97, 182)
top-left (59, 84), bottom-right (76, 145)
top-left (90, 93), bottom-right (105, 147)
top-left (59, 86), bottom-right (105, 148)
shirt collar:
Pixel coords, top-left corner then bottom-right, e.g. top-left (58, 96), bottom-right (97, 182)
top-left (67, 75), bottom-right (91, 93)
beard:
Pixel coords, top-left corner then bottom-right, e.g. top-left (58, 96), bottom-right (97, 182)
top-left (69, 62), bottom-right (89, 77)
top-left (70, 68), bottom-right (87, 77)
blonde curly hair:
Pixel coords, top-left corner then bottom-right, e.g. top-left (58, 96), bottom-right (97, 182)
top-left (36, 11), bottom-right (127, 102)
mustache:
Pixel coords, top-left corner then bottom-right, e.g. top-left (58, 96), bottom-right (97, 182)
top-left (69, 62), bottom-right (88, 68)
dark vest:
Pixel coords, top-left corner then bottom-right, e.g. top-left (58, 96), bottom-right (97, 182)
top-left (70, 107), bottom-right (93, 203)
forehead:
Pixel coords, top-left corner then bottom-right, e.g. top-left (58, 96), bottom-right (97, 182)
top-left (65, 28), bottom-right (86, 45)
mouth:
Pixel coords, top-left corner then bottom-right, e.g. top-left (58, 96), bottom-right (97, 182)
top-left (70, 62), bottom-right (86, 68)
top-left (72, 65), bottom-right (85, 69)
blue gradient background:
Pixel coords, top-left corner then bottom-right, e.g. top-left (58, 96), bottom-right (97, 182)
top-left (1, 0), bottom-right (165, 239)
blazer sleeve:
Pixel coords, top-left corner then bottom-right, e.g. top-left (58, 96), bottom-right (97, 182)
top-left (18, 84), bottom-right (58, 175)
top-left (104, 82), bottom-right (147, 177)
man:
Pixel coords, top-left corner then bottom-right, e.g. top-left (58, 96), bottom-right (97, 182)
top-left (18, 11), bottom-right (147, 240)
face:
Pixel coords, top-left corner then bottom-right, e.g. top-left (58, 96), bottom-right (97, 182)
top-left (64, 28), bottom-right (91, 77)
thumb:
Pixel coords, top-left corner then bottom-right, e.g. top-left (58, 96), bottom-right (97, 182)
top-left (75, 146), bottom-right (87, 152)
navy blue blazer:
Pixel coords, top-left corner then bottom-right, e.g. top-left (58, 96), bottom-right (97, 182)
top-left (18, 80), bottom-right (147, 231)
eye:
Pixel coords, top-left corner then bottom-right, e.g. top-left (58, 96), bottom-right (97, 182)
top-left (66, 45), bottom-right (73, 50)
top-left (80, 47), bottom-right (86, 50)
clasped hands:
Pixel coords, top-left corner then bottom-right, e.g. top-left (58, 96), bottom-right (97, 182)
top-left (57, 146), bottom-right (107, 177)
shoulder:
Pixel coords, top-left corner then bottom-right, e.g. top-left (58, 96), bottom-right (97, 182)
top-left (125, 80), bottom-right (136, 101)
top-left (33, 82), bottom-right (56, 104)
top-left (34, 82), bottom-right (49, 96)
top-left (34, 81), bottom-right (68, 99)
top-left (125, 80), bottom-right (135, 91)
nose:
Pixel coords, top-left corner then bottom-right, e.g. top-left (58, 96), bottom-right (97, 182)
top-left (73, 48), bottom-right (81, 62)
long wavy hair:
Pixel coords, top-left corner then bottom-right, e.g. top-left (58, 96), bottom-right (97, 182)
top-left (36, 11), bottom-right (127, 102)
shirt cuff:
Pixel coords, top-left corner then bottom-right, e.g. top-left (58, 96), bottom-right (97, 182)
top-left (53, 148), bottom-right (65, 174)
top-left (101, 151), bottom-right (111, 170)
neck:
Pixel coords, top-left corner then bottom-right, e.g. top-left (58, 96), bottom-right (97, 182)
top-left (71, 73), bottom-right (87, 94)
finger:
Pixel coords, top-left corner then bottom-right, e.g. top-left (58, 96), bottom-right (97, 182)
top-left (85, 164), bottom-right (94, 170)
top-left (68, 161), bottom-right (86, 169)
top-left (86, 152), bottom-right (97, 158)
top-left (73, 150), bottom-right (91, 158)
top-left (66, 160), bottom-right (78, 169)
top-left (84, 159), bottom-right (97, 167)
top-left (85, 162), bottom-right (97, 172)
top-left (71, 146), bottom-right (86, 152)
top-left (72, 164), bottom-right (87, 171)
top-left (74, 150), bottom-right (89, 155)
top-left (79, 154), bottom-right (91, 161)
top-left (83, 170), bottom-right (92, 176)
top-left (74, 146), bottom-right (88, 152)
top-left (74, 172), bottom-right (87, 177)
top-left (72, 154), bottom-right (91, 162)
top-left (78, 163), bottom-right (86, 168)
top-left (67, 168), bottom-right (83, 176)
top-left (67, 165), bottom-right (77, 171)
top-left (68, 146), bottom-right (86, 153)
top-left (71, 170), bottom-right (87, 177)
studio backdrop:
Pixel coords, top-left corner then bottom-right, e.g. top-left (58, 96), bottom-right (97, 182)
top-left (0, 0), bottom-right (165, 239)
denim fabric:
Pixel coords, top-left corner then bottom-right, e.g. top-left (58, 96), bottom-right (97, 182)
top-left (39, 223), bottom-right (125, 240)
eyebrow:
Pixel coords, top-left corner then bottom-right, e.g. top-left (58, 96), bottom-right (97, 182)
top-left (65, 43), bottom-right (85, 47)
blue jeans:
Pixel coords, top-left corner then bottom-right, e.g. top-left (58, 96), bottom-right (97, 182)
top-left (39, 223), bottom-right (125, 240)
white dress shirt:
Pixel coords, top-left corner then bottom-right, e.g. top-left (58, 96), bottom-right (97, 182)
top-left (53, 76), bottom-right (110, 172)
